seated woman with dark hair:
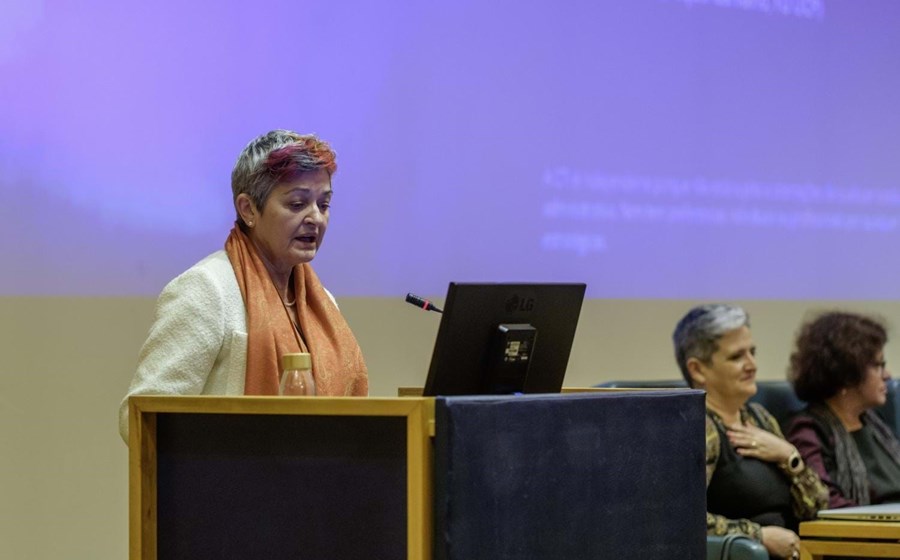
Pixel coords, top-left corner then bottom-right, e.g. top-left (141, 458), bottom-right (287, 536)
top-left (673, 304), bottom-right (827, 560)
top-left (786, 312), bottom-right (900, 508)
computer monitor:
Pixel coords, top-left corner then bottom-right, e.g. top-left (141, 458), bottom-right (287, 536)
top-left (422, 282), bottom-right (587, 396)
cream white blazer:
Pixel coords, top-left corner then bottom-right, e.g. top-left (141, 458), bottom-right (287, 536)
top-left (118, 251), bottom-right (249, 442)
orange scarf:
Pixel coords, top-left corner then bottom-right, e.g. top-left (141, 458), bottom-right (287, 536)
top-left (224, 225), bottom-right (368, 396)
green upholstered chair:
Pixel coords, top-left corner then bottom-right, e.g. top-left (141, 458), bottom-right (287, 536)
top-left (706, 535), bottom-right (768, 560)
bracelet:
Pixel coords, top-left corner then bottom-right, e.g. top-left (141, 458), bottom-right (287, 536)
top-left (780, 449), bottom-right (803, 476)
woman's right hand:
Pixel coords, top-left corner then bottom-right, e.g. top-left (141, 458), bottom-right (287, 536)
top-left (727, 423), bottom-right (795, 465)
top-left (761, 526), bottom-right (800, 559)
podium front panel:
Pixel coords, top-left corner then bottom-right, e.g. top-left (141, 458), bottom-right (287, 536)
top-left (129, 397), bottom-right (433, 560)
top-left (156, 413), bottom-right (405, 559)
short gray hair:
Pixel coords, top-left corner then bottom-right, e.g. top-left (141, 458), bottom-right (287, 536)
top-left (673, 304), bottom-right (750, 387)
top-left (231, 129), bottom-right (337, 226)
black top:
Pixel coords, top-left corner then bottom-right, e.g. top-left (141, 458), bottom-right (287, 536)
top-left (707, 409), bottom-right (796, 531)
top-left (852, 424), bottom-right (900, 504)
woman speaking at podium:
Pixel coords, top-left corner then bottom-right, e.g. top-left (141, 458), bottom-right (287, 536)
top-left (119, 130), bottom-right (368, 441)
top-left (673, 304), bottom-right (827, 559)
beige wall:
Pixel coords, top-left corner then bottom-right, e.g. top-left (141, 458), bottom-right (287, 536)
top-left (1, 296), bottom-right (897, 559)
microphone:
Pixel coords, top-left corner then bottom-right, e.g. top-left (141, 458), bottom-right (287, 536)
top-left (405, 293), bottom-right (443, 313)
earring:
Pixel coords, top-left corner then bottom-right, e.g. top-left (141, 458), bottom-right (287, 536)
top-left (247, 221), bottom-right (254, 227)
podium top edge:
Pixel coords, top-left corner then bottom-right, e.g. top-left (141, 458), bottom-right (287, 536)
top-left (129, 395), bottom-right (433, 417)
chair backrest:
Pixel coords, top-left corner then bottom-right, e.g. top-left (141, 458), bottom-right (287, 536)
top-left (876, 378), bottom-right (900, 438)
top-left (595, 379), bottom-right (688, 389)
top-left (749, 379), bottom-right (900, 437)
top-left (748, 380), bottom-right (806, 433)
top-left (598, 379), bottom-right (804, 432)
top-left (597, 378), bottom-right (900, 437)
top-left (706, 534), bottom-right (767, 560)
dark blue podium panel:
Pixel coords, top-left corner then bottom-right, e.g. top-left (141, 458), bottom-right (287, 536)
top-left (433, 391), bottom-right (707, 560)
top-left (155, 413), bottom-right (407, 560)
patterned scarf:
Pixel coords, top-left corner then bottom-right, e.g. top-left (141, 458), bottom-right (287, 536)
top-left (224, 225), bottom-right (368, 396)
top-left (807, 402), bottom-right (900, 505)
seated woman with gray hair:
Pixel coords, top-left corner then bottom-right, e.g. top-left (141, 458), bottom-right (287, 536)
top-left (674, 304), bottom-right (827, 560)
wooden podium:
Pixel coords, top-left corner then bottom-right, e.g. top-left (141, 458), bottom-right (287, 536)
top-left (129, 396), bottom-right (434, 560)
top-left (129, 391), bottom-right (706, 560)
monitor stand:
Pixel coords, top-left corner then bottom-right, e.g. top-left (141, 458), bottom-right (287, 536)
top-left (487, 323), bottom-right (536, 394)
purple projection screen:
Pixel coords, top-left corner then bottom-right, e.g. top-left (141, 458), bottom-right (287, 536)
top-left (2, 0), bottom-right (899, 299)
